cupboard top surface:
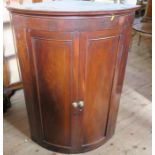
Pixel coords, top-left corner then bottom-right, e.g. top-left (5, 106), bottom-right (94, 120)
top-left (7, 1), bottom-right (139, 16)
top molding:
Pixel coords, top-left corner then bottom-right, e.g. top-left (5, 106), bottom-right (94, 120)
top-left (7, 1), bottom-right (140, 16)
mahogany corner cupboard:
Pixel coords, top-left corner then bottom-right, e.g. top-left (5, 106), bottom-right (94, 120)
top-left (7, 1), bottom-right (139, 153)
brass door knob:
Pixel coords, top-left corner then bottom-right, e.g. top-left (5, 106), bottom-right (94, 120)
top-left (72, 101), bottom-right (84, 111)
top-left (72, 102), bottom-right (78, 108)
top-left (78, 101), bottom-right (84, 109)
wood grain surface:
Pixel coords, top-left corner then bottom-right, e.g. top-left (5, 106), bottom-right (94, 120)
top-left (8, 3), bottom-right (139, 153)
top-left (4, 33), bottom-right (152, 155)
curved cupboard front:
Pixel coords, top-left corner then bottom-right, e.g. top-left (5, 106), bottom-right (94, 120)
top-left (8, 1), bottom-right (138, 153)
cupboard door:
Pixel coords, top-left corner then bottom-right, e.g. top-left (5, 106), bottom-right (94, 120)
top-left (80, 30), bottom-right (120, 147)
top-left (26, 30), bottom-right (74, 148)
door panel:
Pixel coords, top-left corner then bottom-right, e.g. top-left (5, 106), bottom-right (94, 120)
top-left (26, 29), bottom-right (120, 149)
top-left (81, 32), bottom-right (120, 146)
top-left (27, 30), bottom-right (73, 147)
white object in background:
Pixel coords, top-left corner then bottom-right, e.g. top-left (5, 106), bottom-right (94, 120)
top-left (120, 0), bottom-right (137, 5)
top-left (3, 5), bottom-right (10, 23)
top-left (95, 0), bottom-right (115, 4)
top-left (115, 0), bottom-right (121, 3)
